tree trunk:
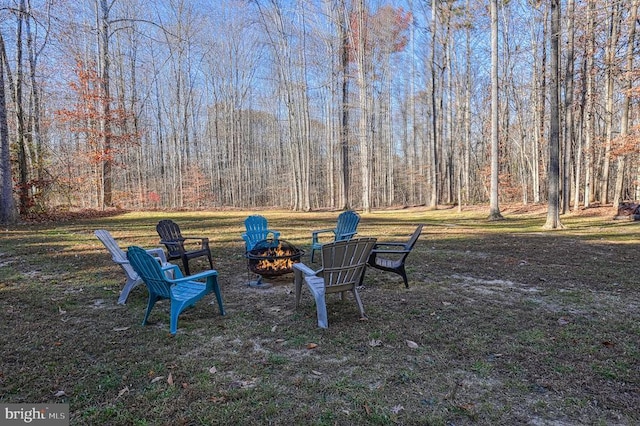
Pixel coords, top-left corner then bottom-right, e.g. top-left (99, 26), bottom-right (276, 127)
top-left (428, 0), bottom-right (439, 209)
top-left (613, 0), bottom-right (638, 207)
top-left (356, 0), bottom-right (370, 213)
top-left (562, 0), bottom-right (575, 214)
top-left (544, 0), bottom-right (563, 229)
top-left (339, 0), bottom-right (350, 210)
top-left (600, 1), bottom-right (621, 204)
top-left (0, 34), bottom-right (17, 224)
top-left (97, 0), bottom-right (112, 208)
top-left (488, 0), bottom-right (503, 220)
top-left (583, 0), bottom-right (595, 208)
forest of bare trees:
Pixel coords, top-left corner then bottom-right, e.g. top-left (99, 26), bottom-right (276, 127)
top-left (0, 0), bottom-right (638, 222)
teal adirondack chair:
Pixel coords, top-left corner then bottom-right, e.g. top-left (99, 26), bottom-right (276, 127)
top-left (310, 210), bottom-right (360, 262)
top-left (242, 215), bottom-right (281, 251)
top-left (127, 246), bottom-right (225, 335)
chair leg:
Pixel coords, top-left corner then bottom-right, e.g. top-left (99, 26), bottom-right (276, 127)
top-left (142, 295), bottom-right (160, 326)
top-left (170, 300), bottom-right (188, 335)
top-left (209, 276), bottom-right (225, 315)
top-left (206, 251), bottom-right (214, 270)
top-left (399, 266), bottom-right (409, 288)
top-left (181, 255), bottom-right (191, 276)
top-left (352, 288), bottom-right (366, 320)
top-left (294, 268), bottom-right (303, 308)
top-left (311, 248), bottom-right (316, 263)
top-left (119, 276), bottom-right (142, 305)
top-left (358, 266), bottom-right (368, 286)
top-left (314, 294), bottom-right (328, 328)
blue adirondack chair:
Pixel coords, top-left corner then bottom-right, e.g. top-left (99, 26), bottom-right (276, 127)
top-left (310, 210), bottom-right (360, 262)
top-left (242, 215), bottom-right (281, 251)
top-left (127, 246), bottom-right (225, 335)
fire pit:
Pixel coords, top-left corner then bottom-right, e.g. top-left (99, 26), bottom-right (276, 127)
top-left (245, 239), bottom-right (304, 277)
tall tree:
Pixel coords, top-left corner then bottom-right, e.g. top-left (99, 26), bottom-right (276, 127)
top-left (562, 0), bottom-right (575, 214)
top-left (354, 0), bottom-right (370, 213)
top-left (583, 0), bottom-right (596, 208)
top-left (338, 0), bottom-right (351, 210)
top-left (428, 0), bottom-right (439, 209)
top-left (544, 0), bottom-right (563, 229)
top-left (0, 33), bottom-right (17, 225)
top-left (613, 0), bottom-right (638, 206)
top-left (488, 0), bottom-right (502, 220)
top-left (600, 1), bottom-right (621, 204)
top-left (97, 0), bottom-right (113, 208)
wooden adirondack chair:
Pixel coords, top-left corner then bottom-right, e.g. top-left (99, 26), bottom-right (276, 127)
top-left (127, 246), bottom-right (225, 335)
top-left (94, 229), bottom-right (170, 304)
top-left (361, 224), bottom-right (424, 288)
top-left (294, 237), bottom-right (376, 328)
top-left (242, 215), bottom-right (281, 251)
top-left (156, 219), bottom-right (214, 276)
top-left (310, 210), bottom-right (360, 262)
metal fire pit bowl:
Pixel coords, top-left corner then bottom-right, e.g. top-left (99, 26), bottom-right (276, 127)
top-left (245, 239), bottom-right (304, 277)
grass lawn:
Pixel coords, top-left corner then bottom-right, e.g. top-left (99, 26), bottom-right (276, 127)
top-left (0, 205), bottom-right (638, 425)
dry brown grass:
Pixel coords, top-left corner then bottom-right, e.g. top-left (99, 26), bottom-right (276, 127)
top-left (0, 205), bottom-right (638, 425)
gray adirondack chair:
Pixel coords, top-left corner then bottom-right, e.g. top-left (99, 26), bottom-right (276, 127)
top-left (94, 229), bottom-right (169, 304)
top-left (294, 237), bottom-right (376, 328)
top-left (310, 210), bottom-right (360, 262)
top-left (127, 246), bottom-right (225, 335)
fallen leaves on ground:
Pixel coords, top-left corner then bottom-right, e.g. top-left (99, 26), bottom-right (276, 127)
top-left (406, 340), bottom-right (419, 349)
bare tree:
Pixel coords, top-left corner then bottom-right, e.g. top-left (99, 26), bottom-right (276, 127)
top-left (562, 0), bottom-right (575, 214)
top-left (613, 0), bottom-right (638, 207)
top-left (0, 33), bottom-right (17, 224)
top-left (488, 0), bottom-right (502, 220)
top-left (600, 1), bottom-right (621, 204)
top-left (583, 0), bottom-right (596, 208)
top-left (544, 0), bottom-right (563, 229)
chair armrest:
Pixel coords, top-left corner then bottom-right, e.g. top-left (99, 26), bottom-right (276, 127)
top-left (294, 262), bottom-right (322, 308)
top-left (293, 262), bottom-right (319, 276)
top-left (373, 242), bottom-right (408, 252)
top-left (182, 236), bottom-right (210, 250)
top-left (311, 228), bottom-right (335, 245)
top-left (167, 269), bottom-right (217, 284)
top-left (374, 242), bottom-right (406, 248)
top-left (267, 230), bottom-right (281, 240)
top-left (145, 247), bottom-right (168, 263)
top-left (337, 231), bottom-right (357, 241)
top-left (160, 239), bottom-right (185, 248)
top-left (161, 263), bottom-right (181, 279)
top-left (312, 228), bottom-right (334, 236)
top-left (371, 248), bottom-right (411, 254)
top-left (182, 236), bottom-right (209, 242)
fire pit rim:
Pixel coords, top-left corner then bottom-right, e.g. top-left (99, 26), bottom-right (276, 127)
top-left (245, 238), bottom-right (305, 277)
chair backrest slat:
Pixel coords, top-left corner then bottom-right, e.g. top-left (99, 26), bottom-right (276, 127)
top-left (334, 210), bottom-right (360, 241)
top-left (95, 229), bottom-right (127, 262)
top-left (156, 220), bottom-right (184, 257)
top-left (321, 237), bottom-right (376, 288)
top-left (245, 215), bottom-right (268, 233)
top-left (127, 246), bottom-right (172, 298)
top-left (405, 224), bottom-right (424, 251)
